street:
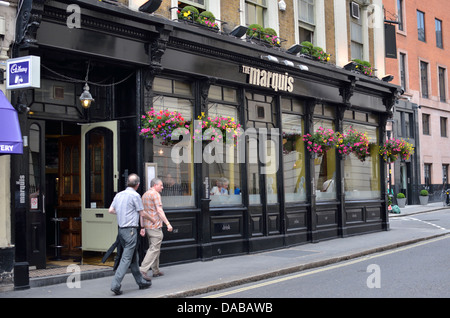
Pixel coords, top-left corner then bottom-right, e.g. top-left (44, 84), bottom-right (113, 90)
top-left (200, 210), bottom-right (450, 298)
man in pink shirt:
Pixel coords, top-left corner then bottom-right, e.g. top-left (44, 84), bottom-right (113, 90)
top-left (139, 178), bottom-right (173, 280)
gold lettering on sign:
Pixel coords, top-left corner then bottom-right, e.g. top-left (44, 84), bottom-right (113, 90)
top-left (242, 65), bottom-right (294, 92)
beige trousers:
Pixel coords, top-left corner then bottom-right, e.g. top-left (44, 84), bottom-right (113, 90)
top-left (139, 228), bottom-right (163, 274)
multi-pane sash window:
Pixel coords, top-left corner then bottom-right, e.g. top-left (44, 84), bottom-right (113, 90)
top-left (417, 10), bottom-right (425, 42)
top-left (246, 0), bottom-right (266, 26)
top-left (298, 0), bottom-right (315, 24)
top-left (298, 0), bottom-right (315, 43)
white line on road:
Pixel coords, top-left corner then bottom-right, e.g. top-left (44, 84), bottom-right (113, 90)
top-left (203, 235), bottom-right (450, 298)
top-left (402, 217), bottom-right (447, 230)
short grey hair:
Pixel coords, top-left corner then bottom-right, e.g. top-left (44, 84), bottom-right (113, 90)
top-left (150, 178), bottom-right (162, 187)
top-left (127, 173), bottom-right (140, 187)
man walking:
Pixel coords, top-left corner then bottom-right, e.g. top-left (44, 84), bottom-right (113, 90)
top-left (108, 173), bottom-right (152, 295)
top-left (140, 178), bottom-right (173, 279)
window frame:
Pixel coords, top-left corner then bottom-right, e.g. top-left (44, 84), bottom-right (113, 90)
top-left (422, 113), bottom-right (431, 135)
top-left (245, 0), bottom-right (267, 27)
top-left (417, 10), bottom-right (426, 42)
top-left (420, 61), bottom-right (429, 99)
top-left (435, 18), bottom-right (443, 49)
top-left (438, 66), bottom-right (447, 102)
top-left (440, 116), bottom-right (447, 137)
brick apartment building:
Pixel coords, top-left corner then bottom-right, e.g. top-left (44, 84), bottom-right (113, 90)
top-left (384, 0), bottom-right (450, 203)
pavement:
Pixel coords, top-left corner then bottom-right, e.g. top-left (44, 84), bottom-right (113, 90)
top-left (0, 201), bottom-right (449, 298)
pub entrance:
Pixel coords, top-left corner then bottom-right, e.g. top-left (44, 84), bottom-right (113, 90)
top-left (44, 120), bottom-right (119, 266)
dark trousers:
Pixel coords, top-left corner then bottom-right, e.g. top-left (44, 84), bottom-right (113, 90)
top-left (111, 227), bottom-right (147, 291)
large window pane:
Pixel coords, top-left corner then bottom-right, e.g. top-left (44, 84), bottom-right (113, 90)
top-left (343, 124), bottom-right (380, 200)
top-left (282, 113), bottom-right (306, 202)
top-left (208, 101), bottom-right (242, 207)
top-left (313, 119), bottom-right (336, 201)
top-left (247, 134), bottom-right (260, 204)
top-left (150, 84), bottom-right (195, 208)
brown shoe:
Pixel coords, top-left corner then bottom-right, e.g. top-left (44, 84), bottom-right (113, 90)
top-left (153, 271), bottom-right (164, 277)
top-left (141, 271), bottom-right (152, 281)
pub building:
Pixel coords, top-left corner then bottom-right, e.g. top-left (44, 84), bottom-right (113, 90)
top-left (10, 0), bottom-right (400, 278)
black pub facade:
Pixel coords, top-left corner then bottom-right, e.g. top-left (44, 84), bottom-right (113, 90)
top-left (11, 0), bottom-right (400, 274)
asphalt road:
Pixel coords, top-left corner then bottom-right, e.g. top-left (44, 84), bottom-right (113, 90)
top-left (200, 211), bottom-right (450, 298)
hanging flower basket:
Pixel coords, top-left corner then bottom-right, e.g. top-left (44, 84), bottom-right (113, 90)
top-left (336, 128), bottom-right (372, 162)
top-left (194, 112), bottom-right (242, 144)
top-left (139, 108), bottom-right (189, 146)
top-left (302, 127), bottom-right (337, 156)
top-left (379, 138), bottom-right (414, 162)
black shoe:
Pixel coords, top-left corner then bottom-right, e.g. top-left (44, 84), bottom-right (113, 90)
top-left (111, 288), bottom-right (123, 295)
top-left (139, 282), bottom-right (152, 290)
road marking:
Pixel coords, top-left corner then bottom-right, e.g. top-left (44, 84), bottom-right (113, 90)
top-left (403, 217), bottom-right (447, 230)
top-left (203, 235), bottom-right (450, 298)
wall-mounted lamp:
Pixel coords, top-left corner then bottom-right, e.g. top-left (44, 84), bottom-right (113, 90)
top-left (139, 0), bottom-right (163, 13)
top-left (230, 25), bottom-right (248, 38)
top-left (278, 0), bottom-right (286, 11)
top-left (261, 55), bottom-right (279, 63)
top-left (79, 83), bottom-right (94, 109)
top-left (382, 74), bottom-right (394, 82)
top-left (286, 44), bottom-right (303, 54)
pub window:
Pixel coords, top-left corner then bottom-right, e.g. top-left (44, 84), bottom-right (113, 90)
top-left (282, 111), bottom-right (306, 203)
top-left (440, 117), bottom-right (447, 137)
top-left (439, 67), bottom-right (447, 102)
top-left (343, 122), bottom-right (380, 200)
top-left (417, 10), bottom-right (425, 42)
top-left (146, 77), bottom-right (195, 209)
top-left (207, 85), bottom-right (242, 207)
top-left (245, 0), bottom-right (266, 27)
top-left (313, 117), bottom-right (336, 201)
top-left (422, 113), bottom-right (430, 135)
top-left (420, 61), bottom-right (429, 98)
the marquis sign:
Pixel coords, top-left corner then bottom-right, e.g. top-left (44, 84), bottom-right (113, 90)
top-left (241, 65), bottom-right (294, 93)
top-left (6, 56), bottom-right (41, 90)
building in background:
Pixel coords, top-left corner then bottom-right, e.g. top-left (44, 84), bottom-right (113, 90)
top-left (384, 0), bottom-right (450, 203)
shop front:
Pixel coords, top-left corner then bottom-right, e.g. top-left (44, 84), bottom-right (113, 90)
top-left (12, 0), bottom-right (399, 271)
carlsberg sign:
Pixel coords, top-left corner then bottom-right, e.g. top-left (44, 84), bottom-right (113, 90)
top-left (242, 65), bottom-right (294, 92)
